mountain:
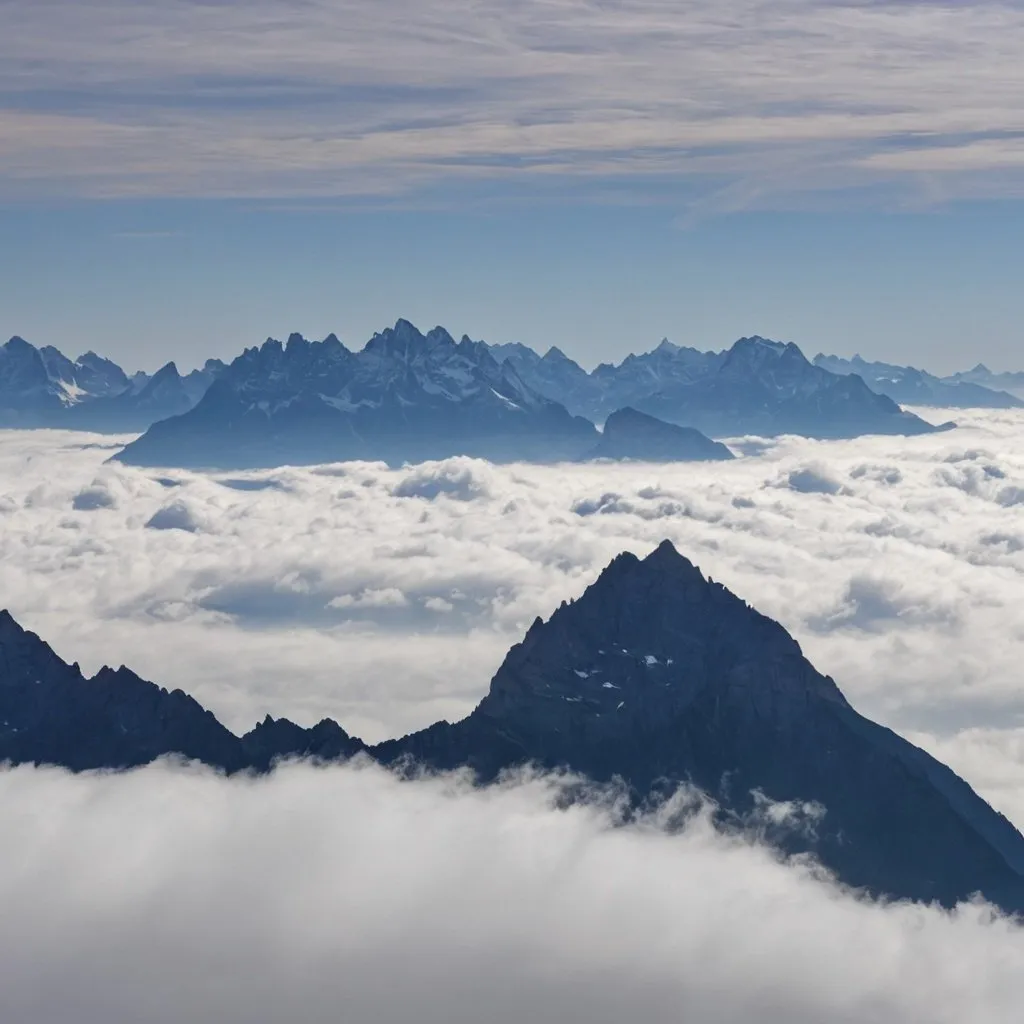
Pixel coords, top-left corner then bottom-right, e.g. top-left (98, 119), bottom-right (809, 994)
top-left (0, 336), bottom-right (225, 431)
top-left (814, 354), bottom-right (1023, 409)
top-left (488, 342), bottom-right (603, 418)
top-left (0, 610), bottom-right (364, 772)
top-left (584, 407), bottom-right (734, 462)
top-left (2, 329), bottom-right (951, 447)
top-left (489, 335), bottom-right (946, 439)
top-left (946, 363), bottom-right (1024, 401)
top-left (376, 542), bottom-right (1024, 910)
top-left (65, 359), bottom-right (226, 431)
top-left (0, 336), bottom-right (74, 424)
top-left (3, 543), bottom-right (1024, 911)
top-left (39, 346), bottom-right (130, 400)
top-left (488, 339), bottom-right (723, 423)
top-left (634, 337), bottom-right (947, 438)
top-left (114, 320), bottom-right (598, 469)
top-left (591, 341), bottom-right (723, 420)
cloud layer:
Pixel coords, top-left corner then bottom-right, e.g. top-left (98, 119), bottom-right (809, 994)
top-left (5, 1), bottom-right (1024, 203)
top-left (1, 760), bottom-right (1023, 1024)
top-left (4, 413), bottom-right (1024, 1020)
top-left (2, 409), bottom-right (1024, 825)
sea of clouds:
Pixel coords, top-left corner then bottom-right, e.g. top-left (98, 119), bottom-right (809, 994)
top-left (2, 408), bottom-right (1024, 1020)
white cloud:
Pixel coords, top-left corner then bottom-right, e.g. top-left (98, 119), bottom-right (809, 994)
top-left (0, 759), bottom-right (1022, 1024)
top-left (328, 587), bottom-right (409, 609)
top-left (145, 499), bottom-right (201, 533)
top-left (2, 410), bottom-right (1024, 830)
top-left (783, 464), bottom-right (845, 495)
top-left (5, 415), bottom-right (1024, 1021)
top-left (4, 1), bottom-right (1024, 203)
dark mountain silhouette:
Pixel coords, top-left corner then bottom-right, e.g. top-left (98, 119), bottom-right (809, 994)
top-left (375, 542), bottom-right (1024, 910)
top-left (0, 610), bottom-right (364, 772)
top-left (3, 544), bottom-right (1023, 911)
top-left (584, 407), bottom-right (734, 462)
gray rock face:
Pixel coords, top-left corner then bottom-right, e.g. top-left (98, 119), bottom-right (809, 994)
top-left (584, 407), bottom-right (734, 462)
top-left (115, 321), bottom-right (598, 469)
top-left (814, 353), bottom-right (1024, 409)
top-left (3, 544), bottom-right (1024, 911)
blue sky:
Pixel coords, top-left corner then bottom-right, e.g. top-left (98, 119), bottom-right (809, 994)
top-left (3, 0), bottom-right (1024, 373)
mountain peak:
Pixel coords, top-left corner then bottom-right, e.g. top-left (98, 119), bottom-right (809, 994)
top-left (363, 318), bottom-right (427, 355)
top-left (542, 345), bottom-right (572, 363)
top-left (644, 537), bottom-right (689, 565)
top-left (150, 361), bottom-right (181, 381)
top-left (425, 326), bottom-right (456, 347)
top-left (0, 607), bottom-right (26, 637)
top-left (471, 541), bottom-right (831, 743)
top-left (585, 538), bottom-right (710, 599)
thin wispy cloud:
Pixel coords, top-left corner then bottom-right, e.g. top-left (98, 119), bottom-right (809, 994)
top-left (4, 1), bottom-right (1024, 204)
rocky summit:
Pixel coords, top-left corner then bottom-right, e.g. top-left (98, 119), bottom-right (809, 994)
top-left (3, 543), bottom-right (1024, 912)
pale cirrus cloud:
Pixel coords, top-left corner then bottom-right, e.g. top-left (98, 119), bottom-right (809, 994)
top-left (3, 1), bottom-right (1024, 202)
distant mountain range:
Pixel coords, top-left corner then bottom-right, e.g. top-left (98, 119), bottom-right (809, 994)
top-left (489, 335), bottom-right (954, 435)
top-left (2, 324), bottom-right (998, 468)
top-left (114, 321), bottom-right (600, 467)
top-left (813, 354), bottom-right (1024, 409)
top-left (3, 541), bottom-right (1023, 912)
top-left (0, 335), bottom-right (224, 431)
top-left (114, 326), bottom-right (950, 468)
top-left (945, 364), bottom-right (1024, 401)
